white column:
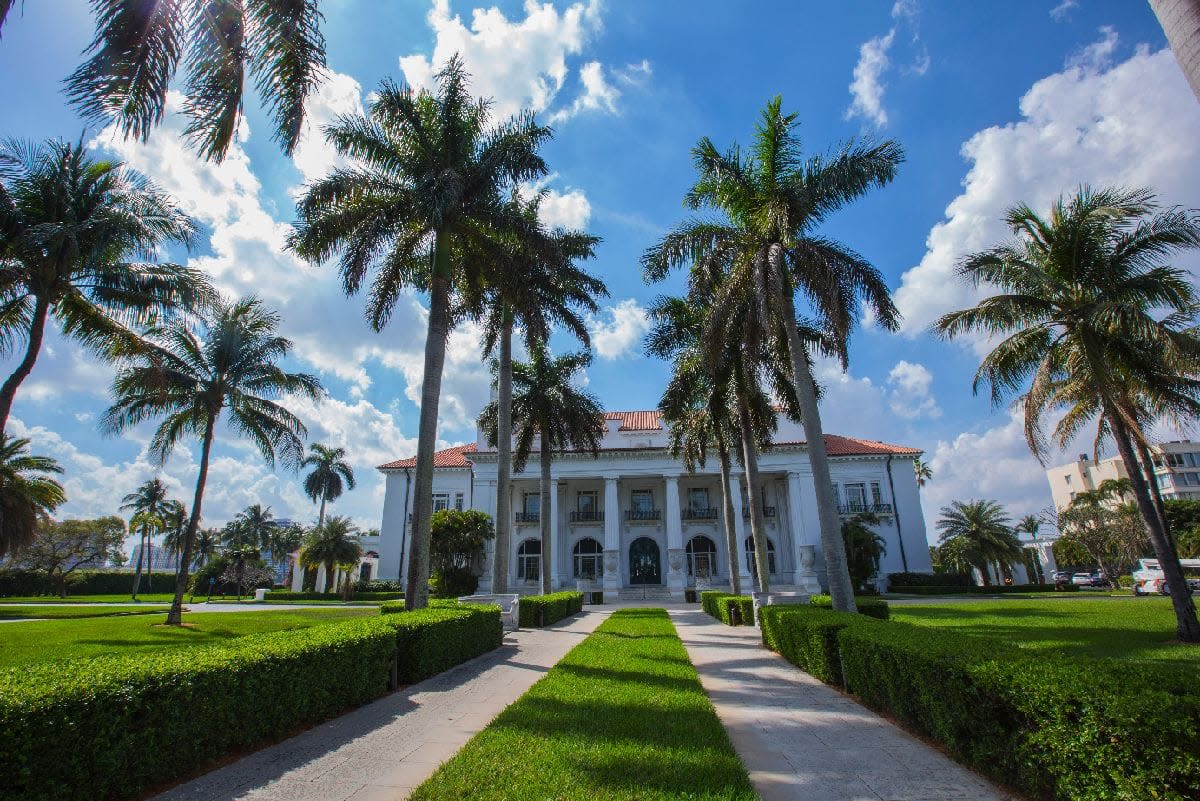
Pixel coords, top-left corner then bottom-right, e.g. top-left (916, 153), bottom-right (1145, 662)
top-left (664, 475), bottom-right (684, 595)
top-left (549, 478), bottom-right (561, 591)
top-left (603, 476), bottom-right (621, 594)
top-left (290, 551), bottom-right (304, 591)
top-left (730, 474), bottom-right (752, 584)
top-left (479, 480), bottom-right (496, 591)
top-left (788, 470), bottom-right (821, 593)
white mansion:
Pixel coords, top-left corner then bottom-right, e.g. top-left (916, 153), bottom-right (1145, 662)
top-left (376, 411), bottom-right (932, 598)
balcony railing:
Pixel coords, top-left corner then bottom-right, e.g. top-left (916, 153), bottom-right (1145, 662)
top-left (514, 511), bottom-right (540, 523)
top-left (625, 508), bottom-right (662, 522)
top-left (570, 509), bottom-right (604, 522)
top-left (683, 507), bottom-right (719, 520)
top-left (742, 506), bottom-right (776, 519)
top-left (837, 503), bottom-right (893, 516)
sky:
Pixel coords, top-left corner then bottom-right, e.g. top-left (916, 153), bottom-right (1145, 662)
top-left (2, 0), bottom-right (1199, 548)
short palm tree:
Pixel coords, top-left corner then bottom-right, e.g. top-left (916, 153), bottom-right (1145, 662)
top-left (913, 458), bottom-right (932, 489)
top-left (299, 516), bottom-right (362, 594)
top-left (65, 0), bottom-right (326, 161)
top-left (936, 500), bottom-right (1023, 586)
top-left (0, 433), bottom-right (65, 557)
top-left (291, 57), bottom-right (550, 610)
top-left (234, 503), bottom-right (277, 552)
top-left (192, 527), bottom-right (219, 568)
top-left (468, 195), bottom-right (604, 594)
top-left (0, 138), bottom-right (205, 438)
top-left (127, 509), bottom-right (160, 598)
top-left (103, 295), bottom-right (322, 624)
top-left (936, 185), bottom-right (1200, 640)
top-left (121, 477), bottom-right (170, 597)
top-left (644, 96), bottom-right (904, 612)
top-left (478, 346), bottom-right (605, 594)
top-left (300, 444), bottom-right (355, 530)
top-left (1015, 514), bottom-right (1041, 539)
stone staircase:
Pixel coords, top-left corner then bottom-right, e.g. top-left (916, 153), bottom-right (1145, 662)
top-left (621, 586), bottom-right (677, 604)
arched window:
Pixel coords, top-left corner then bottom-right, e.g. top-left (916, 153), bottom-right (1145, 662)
top-left (744, 536), bottom-right (777, 578)
top-left (517, 539), bottom-right (541, 580)
top-left (572, 537), bottom-right (604, 579)
top-left (686, 536), bottom-right (718, 579)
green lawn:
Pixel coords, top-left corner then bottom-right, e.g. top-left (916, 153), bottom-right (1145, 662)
top-left (891, 597), bottom-right (1198, 664)
top-left (0, 605), bottom-right (169, 620)
top-left (409, 608), bottom-right (756, 801)
top-left (0, 593), bottom-right (184, 604)
top-left (0, 607), bottom-right (378, 668)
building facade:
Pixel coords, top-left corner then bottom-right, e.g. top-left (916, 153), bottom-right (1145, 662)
top-left (376, 411), bottom-right (932, 598)
top-left (1045, 440), bottom-right (1200, 510)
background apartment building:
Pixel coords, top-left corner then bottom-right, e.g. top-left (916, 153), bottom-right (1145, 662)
top-left (1045, 440), bottom-right (1200, 510)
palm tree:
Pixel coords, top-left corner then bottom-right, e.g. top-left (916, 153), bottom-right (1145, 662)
top-left (936, 186), bottom-right (1200, 640)
top-left (159, 499), bottom-right (188, 566)
top-left (192, 527), bottom-right (219, 568)
top-left (234, 503), bottom-right (277, 552)
top-left (300, 444), bottom-right (356, 530)
top-left (479, 346), bottom-right (605, 594)
top-left (913, 458), bottom-right (933, 489)
top-left (269, 522), bottom-right (305, 585)
top-left (1151, 0), bottom-right (1200, 102)
top-left (644, 97), bottom-right (904, 612)
top-left (291, 57), bottom-right (550, 610)
top-left (65, 0), bottom-right (327, 161)
top-left (103, 295), bottom-right (322, 625)
top-left (936, 500), bottom-right (1023, 586)
top-left (0, 138), bottom-right (205, 438)
top-left (468, 195), bottom-right (604, 594)
top-left (299, 516), bottom-right (362, 594)
top-left (0, 433), bottom-right (65, 557)
top-left (121, 478), bottom-right (170, 597)
top-left (1015, 514), bottom-right (1041, 539)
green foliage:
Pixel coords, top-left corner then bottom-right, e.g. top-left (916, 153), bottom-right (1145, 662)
top-left (0, 570), bottom-right (179, 597)
top-left (354, 579), bottom-right (404, 593)
top-left (429, 567), bottom-right (479, 599)
top-left (429, 509), bottom-right (493, 594)
top-left (517, 591), bottom-right (584, 627)
top-left (809, 595), bottom-right (890, 620)
top-left (699, 591), bottom-right (754, 625)
top-left (408, 608), bottom-right (756, 801)
top-left (758, 606), bottom-right (868, 686)
top-left (887, 571), bottom-right (971, 588)
top-left (836, 621), bottom-right (1200, 801)
top-left (0, 435), bottom-right (67, 558)
top-left (266, 591), bottom-right (403, 602)
top-left (0, 606), bottom-right (501, 801)
top-left (841, 512), bottom-right (885, 592)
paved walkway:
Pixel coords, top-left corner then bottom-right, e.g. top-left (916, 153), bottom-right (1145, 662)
top-left (670, 609), bottom-right (1018, 801)
top-left (151, 610), bottom-right (610, 801)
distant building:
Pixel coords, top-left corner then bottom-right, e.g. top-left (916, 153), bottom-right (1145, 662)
top-left (1045, 440), bottom-right (1200, 510)
top-left (1045, 454), bottom-right (1130, 510)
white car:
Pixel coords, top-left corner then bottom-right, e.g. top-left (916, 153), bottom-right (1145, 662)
top-left (1071, 572), bottom-right (1094, 586)
top-left (1132, 558), bottom-right (1200, 595)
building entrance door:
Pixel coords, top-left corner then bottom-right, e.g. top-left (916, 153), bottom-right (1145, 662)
top-left (629, 537), bottom-right (661, 585)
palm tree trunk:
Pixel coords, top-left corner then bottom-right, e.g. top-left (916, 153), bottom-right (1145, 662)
top-left (1109, 409), bottom-right (1200, 642)
top-left (1150, 0), bottom-right (1200, 102)
top-left (166, 418), bottom-right (215, 625)
top-left (718, 444), bottom-right (741, 595)
top-left (326, 559), bottom-right (336, 594)
top-left (405, 235), bottom-right (453, 611)
top-left (1136, 439), bottom-right (1179, 558)
top-left (131, 531), bottom-right (145, 599)
top-left (0, 295), bottom-right (50, 438)
top-left (317, 494), bottom-right (327, 530)
top-left (737, 393), bottom-right (771, 594)
top-left (539, 428), bottom-right (553, 596)
top-left (492, 312), bottom-right (514, 594)
top-left (774, 269), bottom-right (857, 612)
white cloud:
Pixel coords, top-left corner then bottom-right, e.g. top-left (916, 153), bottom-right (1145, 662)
top-left (1050, 0), bottom-right (1078, 21)
top-left (547, 61), bottom-right (619, 123)
top-left (887, 360), bottom-right (942, 419)
top-left (614, 59), bottom-right (652, 85)
top-left (1066, 25), bottom-right (1118, 71)
top-left (894, 40), bottom-right (1200, 338)
top-left (539, 187), bottom-right (592, 229)
top-left (588, 299), bottom-right (650, 360)
top-left (290, 70), bottom-right (365, 188)
top-left (845, 28), bottom-right (896, 127)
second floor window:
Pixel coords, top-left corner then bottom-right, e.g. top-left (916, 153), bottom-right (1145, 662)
top-left (577, 491), bottom-right (597, 516)
top-left (844, 483), bottom-right (868, 511)
top-left (433, 493), bottom-right (450, 512)
top-left (523, 493), bottom-right (540, 516)
top-left (687, 487), bottom-right (710, 512)
top-left (454, 492), bottom-right (464, 511)
top-left (631, 489), bottom-right (654, 513)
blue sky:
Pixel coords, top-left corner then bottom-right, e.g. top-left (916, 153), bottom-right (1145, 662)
top-left (2, 0), bottom-right (1199, 545)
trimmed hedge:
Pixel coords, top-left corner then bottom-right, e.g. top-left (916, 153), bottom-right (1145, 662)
top-left (518, 591), bottom-right (584, 627)
top-left (887, 571), bottom-right (971, 588)
top-left (808, 594), bottom-right (890, 620)
top-left (0, 605), bottom-right (501, 801)
top-left (758, 606), bottom-right (867, 685)
top-left (889, 583), bottom-right (1079, 595)
top-left (0, 569), bottom-right (180, 597)
top-left (700, 591), bottom-right (754, 625)
top-left (260, 590), bottom-right (404, 602)
top-left (837, 621), bottom-right (1200, 801)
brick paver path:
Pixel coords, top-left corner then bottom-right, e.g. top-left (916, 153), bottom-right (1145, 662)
top-left (670, 609), bottom-right (1018, 801)
top-left (151, 611), bottom-right (610, 801)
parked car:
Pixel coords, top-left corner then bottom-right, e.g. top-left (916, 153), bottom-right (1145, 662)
top-left (1052, 570), bottom-right (1073, 584)
top-left (1089, 571), bottom-right (1110, 588)
top-left (1132, 558), bottom-right (1200, 596)
top-left (1071, 572), bottom-right (1094, 586)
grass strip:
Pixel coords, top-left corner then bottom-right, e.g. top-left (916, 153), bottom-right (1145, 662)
top-left (0, 594), bottom-right (182, 604)
top-left (0, 605), bottom-right (169, 620)
top-left (410, 608), bottom-right (756, 801)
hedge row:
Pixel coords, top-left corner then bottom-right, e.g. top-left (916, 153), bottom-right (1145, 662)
top-left (0, 605), bottom-right (501, 801)
top-left (759, 608), bottom-right (1200, 801)
top-left (889, 583), bottom-right (1079, 595)
top-left (886, 571), bottom-right (972, 588)
top-left (259, 590), bottom-right (404, 602)
top-left (0, 570), bottom-right (179, 597)
top-left (699, 591), bottom-right (754, 625)
top-left (518, 591), bottom-right (584, 627)
top-left (808, 594), bottom-right (890, 620)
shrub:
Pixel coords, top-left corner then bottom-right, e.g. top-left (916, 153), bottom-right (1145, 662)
top-left (836, 621), bottom-right (1200, 801)
top-left (354, 578), bottom-right (403, 593)
top-left (808, 594), bottom-right (890, 620)
top-left (758, 606), bottom-right (869, 686)
top-left (588, 591), bottom-right (604, 605)
top-left (518, 592), bottom-right (584, 627)
top-left (429, 566), bottom-right (479, 599)
top-left (265, 590), bottom-right (403, 602)
top-left (699, 591), bottom-right (754, 625)
top-left (888, 571), bottom-right (971, 588)
top-left (0, 569), bottom-right (185, 597)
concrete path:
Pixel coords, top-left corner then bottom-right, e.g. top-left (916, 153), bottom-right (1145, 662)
top-left (150, 610), bottom-right (610, 801)
top-left (670, 609), bottom-right (1019, 801)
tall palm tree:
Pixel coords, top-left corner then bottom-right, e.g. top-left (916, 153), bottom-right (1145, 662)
top-left (126, 509), bottom-right (160, 598)
top-left (913, 458), bottom-right (933, 489)
top-left (468, 195), bottom-right (605, 594)
top-left (936, 500), bottom-right (1024, 586)
top-left (0, 138), bottom-right (205, 438)
top-left (300, 444), bottom-right (355, 530)
top-left (936, 185), bottom-right (1200, 641)
top-left (121, 477), bottom-right (170, 597)
top-left (1150, 0), bottom-right (1200, 102)
top-left (291, 57), bottom-right (550, 610)
top-left (65, 0), bottom-right (327, 161)
top-left (644, 97), bottom-right (904, 612)
top-left (478, 346), bottom-right (605, 594)
top-left (159, 499), bottom-right (188, 569)
top-left (299, 515), bottom-right (362, 594)
top-left (103, 295), bottom-right (322, 625)
top-left (192, 526), bottom-right (219, 568)
top-left (234, 503), bottom-right (277, 552)
top-left (0, 433), bottom-right (65, 557)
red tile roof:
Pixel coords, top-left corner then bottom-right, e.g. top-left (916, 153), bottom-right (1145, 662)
top-left (378, 443), bottom-right (476, 470)
top-left (784, 435), bottom-right (921, 457)
top-left (604, 410), bottom-right (662, 431)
